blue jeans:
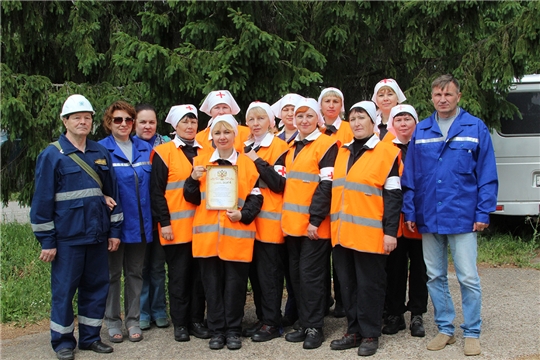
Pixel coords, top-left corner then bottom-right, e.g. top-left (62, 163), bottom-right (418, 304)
top-left (422, 232), bottom-right (482, 338)
top-left (140, 233), bottom-right (168, 322)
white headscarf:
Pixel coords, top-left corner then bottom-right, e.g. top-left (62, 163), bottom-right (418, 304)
top-left (200, 90), bottom-right (241, 117)
top-left (371, 79), bottom-right (406, 104)
top-left (317, 87), bottom-right (345, 113)
top-left (165, 104), bottom-right (198, 128)
top-left (246, 101), bottom-right (275, 128)
top-left (293, 98), bottom-right (325, 128)
top-left (210, 114), bottom-right (238, 138)
top-left (387, 104), bottom-right (418, 137)
top-left (349, 101), bottom-right (378, 123)
top-left (271, 93), bottom-right (304, 128)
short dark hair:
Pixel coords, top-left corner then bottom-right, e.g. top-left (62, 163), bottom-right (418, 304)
top-left (431, 74), bottom-right (460, 93)
top-left (135, 103), bottom-right (156, 115)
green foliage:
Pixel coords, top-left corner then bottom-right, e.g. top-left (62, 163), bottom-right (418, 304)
top-left (1, 223), bottom-right (52, 324)
top-left (2, 0), bottom-right (539, 205)
top-left (476, 233), bottom-right (540, 269)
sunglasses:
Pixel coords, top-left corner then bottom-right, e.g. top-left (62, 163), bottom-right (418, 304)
top-left (112, 116), bottom-right (134, 125)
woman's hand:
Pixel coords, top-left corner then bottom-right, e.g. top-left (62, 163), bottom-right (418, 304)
top-left (226, 209), bottom-right (242, 222)
top-left (191, 165), bottom-right (206, 180)
top-left (307, 224), bottom-right (319, 240)
top-left (383, 235), bottom-right (397, 254)
top-left (161, 225), bottom-right (174, 241)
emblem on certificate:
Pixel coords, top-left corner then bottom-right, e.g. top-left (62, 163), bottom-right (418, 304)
top-left (205, 165), bottom-right (238, 210)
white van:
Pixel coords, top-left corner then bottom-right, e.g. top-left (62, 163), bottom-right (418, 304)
top-left (491, 74), bottom-right (540, 216)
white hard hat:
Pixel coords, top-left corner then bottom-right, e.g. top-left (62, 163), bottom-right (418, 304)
top-left (61, 94), bottom-right (95, 118)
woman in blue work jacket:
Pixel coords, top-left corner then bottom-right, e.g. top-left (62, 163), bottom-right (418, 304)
top-left (99, 100), bottom-right (153, 343)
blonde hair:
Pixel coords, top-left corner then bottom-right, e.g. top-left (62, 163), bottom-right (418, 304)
top-left (212, 120), bottom-right (234, 132)
top-left (320, 90), bottom-right (343, 101)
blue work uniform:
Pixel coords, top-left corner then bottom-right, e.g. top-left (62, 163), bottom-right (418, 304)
top-left (30, 133), bottom-right (123, 352)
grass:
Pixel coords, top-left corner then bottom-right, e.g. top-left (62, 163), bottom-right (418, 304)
top-left (1, 219), bottom-right (539, 325)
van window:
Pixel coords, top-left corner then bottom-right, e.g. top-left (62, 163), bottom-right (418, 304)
top-left (500, 91), bottom-right (540, 135)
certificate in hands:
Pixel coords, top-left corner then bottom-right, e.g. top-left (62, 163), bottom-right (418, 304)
top-left (205, 165), bottom-right (238, 210)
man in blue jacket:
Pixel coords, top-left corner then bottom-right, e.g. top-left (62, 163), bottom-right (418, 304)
top-left (30, 94), bottom-right (123, 360)
top-left (402, 75), bottom-right (498, 357)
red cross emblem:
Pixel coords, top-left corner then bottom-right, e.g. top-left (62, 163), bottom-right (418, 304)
top-left (216, 92), bottom-right (225, 98)
top-left (186, 105), bottom-right (194, 110)
top-left (329, 171), bottom-right (333, 180)
top-left (277, 167), bottom-right (287, 177)
top-left (382, 79), bottom-right (390, 83)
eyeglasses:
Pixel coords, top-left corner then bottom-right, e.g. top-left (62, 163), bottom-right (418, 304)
top-left (112, 117), bottom-right (134, 125)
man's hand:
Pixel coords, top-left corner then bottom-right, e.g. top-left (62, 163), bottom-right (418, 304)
top-left (161, 225), bottom-right (174, 241)
top-left (473, 222), bottom-right (489, 232)
top-left (108, 238), bottom-right (120, 252)
top-left (39, 248), bottom-right (57, 262)
top-left (383, 235), bottom-right (397, 254)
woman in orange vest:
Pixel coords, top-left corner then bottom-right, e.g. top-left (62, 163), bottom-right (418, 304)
top-left (272, 93), bottom-right (304, 143)
top-left (329, 101), bottom-right (402, 357)
top-left (241, 102), bottom-right (289, 342)
top-left (371, 79), bottom-right (407, 140)
top-left (151, 105), bottom-right (212, 343)
top-left (317, 87), bottom-right (353, 319)
top-left (184, 115), bottom-right (263, 351)
top-left (281, 98), bottom-right (338, 350)
top-left (196, 90), bottom-right (250, 155)
top-left (381, 104), bottom-right (428, 338)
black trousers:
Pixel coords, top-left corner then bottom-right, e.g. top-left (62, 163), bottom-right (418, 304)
top-left (385, 236), bottom-right (428, 316)
top-left (333, 245), bottom-right (387, 338)
top-left (286, 236), bottom-right (331, 329)
top-left (190, 258), bottom-right (206, 324)
top-left (249, 241), bottom-right (286, 326)
top-left (283, 249), bottom-right (298, 319)
top-left (199, 257), bottom-right (250, 336)
top-left (163, 242), bottom-right (193, 326)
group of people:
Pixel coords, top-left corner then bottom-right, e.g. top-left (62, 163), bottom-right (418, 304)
top-left (30, 74), bottom-right (498, 360)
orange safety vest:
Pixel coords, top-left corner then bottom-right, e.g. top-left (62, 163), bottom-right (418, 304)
top-left (191, 152), bottom-right (259, 262)
top-left (282, 134), bottom-right (336, 239)
top-left (152, 142), bottom-right (198, 246)
top-left (330, 122), bottom-right (354, 147)
top-left (254, 137), bottom-right (289, 244)
top-left (331, 139), bottom-right (400, 254)
top-left (195, 125), bottom-right (251, 157)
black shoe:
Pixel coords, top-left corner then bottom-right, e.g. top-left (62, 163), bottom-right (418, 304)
top-left (292, 319), bottom-right (300, 330)
top-left (330, 333), bottom-right (361, 350)
top-left (251, 324), bottom-right (282, 342)
top-left (285, 327), bottom-right (306, 343)
top-left (333, 302), bottom-right (346, 318)
top-left (189, 322), bottom-right (211, 339)
top-left (242, 320), bottom-right (263, 337)
top-left (209, 334), bottom-right (226, 350)
top-left (80, 341), bottom-right (113, 354)
top-left (174, 325), bottom-right (190, 342)
top-left (303, 327), bottom-right (324, 349)
top-left (358, 337), bottom-right (379, 356)
top-left (56, 348), bottom-right (74, 360)
top-left (226, 334), bottom-right (242, 350)
top-left (382, 314), bottom-right (406, 335)
top-left (410, 314), bottom-right (425, 337)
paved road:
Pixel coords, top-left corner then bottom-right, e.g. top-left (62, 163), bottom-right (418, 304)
top-left (1, 268), bottom-right (539, 360)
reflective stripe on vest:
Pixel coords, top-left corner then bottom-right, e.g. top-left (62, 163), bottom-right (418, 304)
top-left (55, 188), bottom-right (103, 202)
top-left (415, 137), bottom-right (445, 144)
top-left (50, 320), bottom-right (74, 334)
top-left (331, 212), bottom-right (382, 229)
top-left (257, 210), bottom-right (281, 221)
top-left (282, 202), bottom-right (309, 214)
top-left (449, 136), bottom-right (479, 143)
top-left (171, 209), bottom-right (196, 220)
top-left (166, 180), bottom-right (185, 191)
top-left (288, 170), bottom-right (320, 183)
top-left (31, 221), bottom-right (55, 232)
top-left (222, 227), bottom-right (255, 239)
top-left (193, 224), bottom-right (219, 234)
